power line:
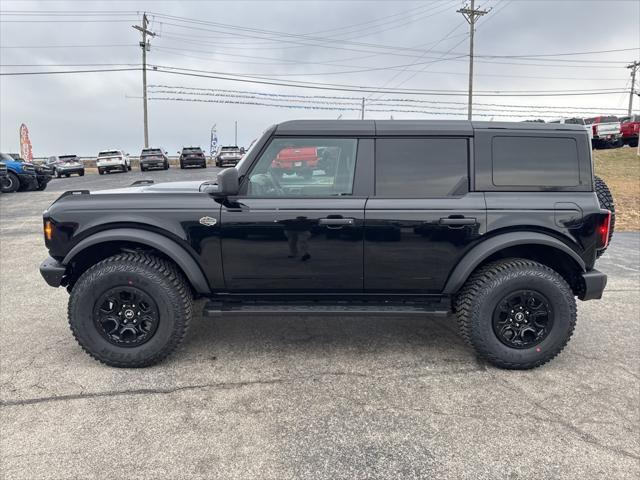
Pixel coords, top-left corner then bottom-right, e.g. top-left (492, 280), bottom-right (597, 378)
top-left (0, 68), bottom-right (142, 76)
top-left (147, 84), bottom-right (633, 111)
top-left (0, 64), bottom-right (629, 98)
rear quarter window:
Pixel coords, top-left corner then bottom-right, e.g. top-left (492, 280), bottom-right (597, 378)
top-left (491, 136), bottom-right (579, 187)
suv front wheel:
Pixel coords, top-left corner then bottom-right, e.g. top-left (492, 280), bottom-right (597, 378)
top-left (68, 252), bottom-right (193, 367)
top-left (455, 258), bottom-right (576, 370)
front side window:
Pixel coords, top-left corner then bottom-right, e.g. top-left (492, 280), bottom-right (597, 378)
top-left (245, 138), bottom-right (357, 197)
top-left (375, 138), bottom-right (469, 198)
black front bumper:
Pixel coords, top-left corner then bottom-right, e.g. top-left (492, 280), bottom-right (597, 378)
top-left (17, 173), bottom-right (38, 189)
top-left (579, 269), bottom-right (607, 301)
top-left (40, 256), bottom-right (67, 287)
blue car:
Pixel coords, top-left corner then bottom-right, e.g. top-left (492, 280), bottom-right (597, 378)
top-left (0, 152), bottom-right (51, 193)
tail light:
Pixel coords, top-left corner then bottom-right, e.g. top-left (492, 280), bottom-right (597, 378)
top-left (592, 125), bottom-right (598, 135)
top-left (597, 211), bottom-right (611, 249)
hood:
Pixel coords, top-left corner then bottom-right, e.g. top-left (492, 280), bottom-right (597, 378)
top-left (92, 180), bottom-right (212, 195)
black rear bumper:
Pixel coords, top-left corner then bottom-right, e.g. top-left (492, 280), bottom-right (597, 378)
top-left (579, 269), bottom-right (607, 301)
top-left (40, 256), bottom-right (67, 287)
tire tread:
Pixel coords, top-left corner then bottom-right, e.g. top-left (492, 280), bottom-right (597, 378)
top-left (68, 252), bottom-right (193, 368)
top-left (454, 258), bottom-right (577, 370)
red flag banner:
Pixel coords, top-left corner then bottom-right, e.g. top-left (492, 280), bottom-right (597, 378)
top-left (19, 124), bottom-right (33, 161)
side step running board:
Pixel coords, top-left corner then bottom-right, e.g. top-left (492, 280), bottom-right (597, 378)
top-left (202, 301), bottom-right (450, 317)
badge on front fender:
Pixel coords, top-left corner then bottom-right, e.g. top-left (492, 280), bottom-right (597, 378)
top-left (199, 216), bottom-right (217, 227)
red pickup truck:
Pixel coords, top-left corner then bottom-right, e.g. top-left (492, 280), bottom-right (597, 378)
top-left (620, 115), bottom-right (639, 147)
top-left (271, 146), bottom-right (318, 178)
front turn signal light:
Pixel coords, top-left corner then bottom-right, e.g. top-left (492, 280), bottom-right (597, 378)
top-left (44, 221), bottom-right (54, 241)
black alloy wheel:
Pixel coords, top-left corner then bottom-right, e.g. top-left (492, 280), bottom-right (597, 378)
top-left (93, 286), bottom-right (160, 347)
top-left (492, 290), bottom-right (553, 349)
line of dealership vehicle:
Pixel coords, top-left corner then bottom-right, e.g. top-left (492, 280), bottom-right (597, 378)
top-left (0, 144), bottom-right (245, 194)
top-left (549, 114), bottom-right (639, 149)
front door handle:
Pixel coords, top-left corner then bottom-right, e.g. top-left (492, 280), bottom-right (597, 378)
top-left (319, 217), bottom-right (355, 227)
top-left (439, 217), bottom-right (476, 226)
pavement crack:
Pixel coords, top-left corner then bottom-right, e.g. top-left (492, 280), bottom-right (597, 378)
top-left (0, 368), bottom-right (482, 408)
top-left (0, 378), bottom-right (288, 407)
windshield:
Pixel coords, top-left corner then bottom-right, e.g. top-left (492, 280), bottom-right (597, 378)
top-left (586, 116), bottom-right (618, 124)
top-left (59, 155), bottom-right (77, 161)
top-left (99, 150), bottom-right (120, 157)
top-left (235, 139), bottom-right (258, 172)
top-left (0, 153), bottom-right (13, 161)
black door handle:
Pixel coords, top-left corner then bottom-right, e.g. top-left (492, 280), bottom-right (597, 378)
top-left (439, 217), bottom-right (476, 226)
top-left (319, 217), bottom-right (355, 227)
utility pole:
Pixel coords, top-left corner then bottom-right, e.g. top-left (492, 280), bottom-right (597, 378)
top-left (626, 61), bottom-right (639, 116)
top-left (458, 0), bottom-right (490, 120)
top-left (361, 97), bottom-right (365, 119)
top-left (133, 13), bottom-right (155, 148)
top-left (234, 121), bottom-right (238, 145)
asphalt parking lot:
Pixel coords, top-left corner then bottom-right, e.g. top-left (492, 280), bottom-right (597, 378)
top-left (1, 170), bottom-right (638, 480)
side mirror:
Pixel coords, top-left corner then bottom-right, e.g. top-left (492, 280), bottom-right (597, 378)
top-left (212, 168), bottom-right (239, 197)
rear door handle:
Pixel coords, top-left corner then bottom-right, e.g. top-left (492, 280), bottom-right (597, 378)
top-left (319, 217), bottom-right (355, 227)
top-left (439, 217), bottom-right (476, 226)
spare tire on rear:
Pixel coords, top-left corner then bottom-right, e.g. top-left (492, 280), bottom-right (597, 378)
top-left (594, 175), bottom-right (615, 257)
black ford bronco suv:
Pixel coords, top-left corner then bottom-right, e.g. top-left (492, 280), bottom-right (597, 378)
top-left (39, 120), bottom-right (614, 369)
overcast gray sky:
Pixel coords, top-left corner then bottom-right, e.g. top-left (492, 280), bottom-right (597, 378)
top-left (1, 0), bottom-right (639, 156)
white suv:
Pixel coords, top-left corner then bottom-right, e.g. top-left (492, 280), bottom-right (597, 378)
top-left (96, 150), bottom-right (131, 175)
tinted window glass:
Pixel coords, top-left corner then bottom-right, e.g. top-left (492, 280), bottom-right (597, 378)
top-left (492, 136), bottom-right (579, 187)
top-left (375, 138), bottom-right (468, 197)
top-left (246, 138), bottom-right (357, 197)
top-left (564, 118), bottom-right (584, 125)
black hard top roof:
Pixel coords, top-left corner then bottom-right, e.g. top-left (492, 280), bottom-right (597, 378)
top-left (275, 119), bottom-right (585, 136)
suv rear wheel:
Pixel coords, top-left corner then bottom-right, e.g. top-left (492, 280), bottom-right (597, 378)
top-left (455, 258), bottom-right (576, 370)
top-left (68, 253), bottom-right (193, 367)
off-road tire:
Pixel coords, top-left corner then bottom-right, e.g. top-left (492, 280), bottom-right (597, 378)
top-left (594, 175), bottom-right (615, 256)
top-left (36, 182), bottom-right (48, 191)
top-left (1, 172), bottom-right (19, 193)
top-left (455, 258), bottom-right (576, 370)
top-left (68, 253), bottom-right (193, 368)
top-left (56, 169), bottom-right (62, 178)
top-left (98, 168), bottom-right (104, 175)
top-left (79, 171), bottom-right (85, 177)
top-left (180, 161), bottom-right (185, 169)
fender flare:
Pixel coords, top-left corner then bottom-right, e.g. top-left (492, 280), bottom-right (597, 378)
top-left (63, 228), bottom-right (211, 294)
top-left (442, 231), bottom-right (586, 295)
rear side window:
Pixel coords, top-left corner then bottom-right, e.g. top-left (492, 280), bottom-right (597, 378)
top-left (375, 138), bottom-right (468, 197)
top-left (492, 136), bottom-right (579, 187)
